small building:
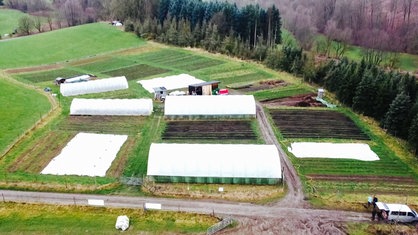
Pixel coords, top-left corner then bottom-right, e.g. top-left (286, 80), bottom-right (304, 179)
top-left (317, 88), bottom-right (325, 99)
top-left (188, 81), bottom-right (220, 95)
top-left (153, 87), bottom-right (167, 102)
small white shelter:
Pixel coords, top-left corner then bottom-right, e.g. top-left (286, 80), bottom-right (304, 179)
top-left (164, 95), bottom-right (256, 118)
top-left (70, 98), bottom-right (153, 116)
top-left (147, 143), bottom-right (282, 184)
top-left (138, 74), bottom-right (204, 93)
top-left (60, 76), bottom-right (128, 96)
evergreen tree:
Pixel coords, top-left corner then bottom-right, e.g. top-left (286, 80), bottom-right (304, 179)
top-left (408, 113), bottom-right (418, 156)
top-left (382, 92), bottom-right (412, 138)
top-left (352, 69), bottom-right (379, 117)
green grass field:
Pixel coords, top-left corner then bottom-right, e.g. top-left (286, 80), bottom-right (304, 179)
top-left (0, 77), bottom-right (51, 155)
top-left (0, 9), bottom-right (28, 36)
top-left (0, 23), bottom-right (144, 69)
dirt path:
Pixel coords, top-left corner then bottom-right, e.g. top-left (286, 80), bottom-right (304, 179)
top-left (256, 103), bottom-right (308, 209)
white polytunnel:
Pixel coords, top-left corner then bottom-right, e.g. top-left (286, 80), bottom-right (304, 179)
top-left (70, 98), bottom-right (153, 116)
top-left (147, 143), bottom-right (282, 184)
top-left (164, 95), bottom-right (256, 118)
top-left (137, 74), bottom-right (204, 93)
top-left (60, 76), bottom-right (128, 96)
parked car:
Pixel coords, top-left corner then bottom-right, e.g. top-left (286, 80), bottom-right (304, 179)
top-left (375, 202), bottom-right (418, 223)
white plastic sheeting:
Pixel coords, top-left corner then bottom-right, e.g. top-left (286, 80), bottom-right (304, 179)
top-left (288, 142), bottom-right (380, 161)
top-left (70, 98), bottom-right (153, 116)
top-left (41, 133), bottom-right (128, 176)
top-left (147, 143), bottom-right (282, 178)
top-left (138, 74), bottom-right (204, 93)
top-left (164, 95), bottom-right (256, 117)
top-left (115, 215), bottom-right (130, 231)
top-left (60, 76), bottom-right (128, 96)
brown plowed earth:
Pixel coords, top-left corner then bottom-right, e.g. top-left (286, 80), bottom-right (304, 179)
top-left (261, 93), bottom-right (325, 107)
top-left (236, 79), bottom-right (288, 92)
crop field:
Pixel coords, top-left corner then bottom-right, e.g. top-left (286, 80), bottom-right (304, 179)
top-left (270, 109), bottom-right (370, 140)
top-left (129, 49), bottom-right (225, 71)
top-left (15, 68), bottom-right (82, 83)
top-left (104, 64), bottom-right (170, 80)
top-left (162, 120), bottom-right (257, 141)
top-left (58, 116), bottom-right (147, 135)
top-left (271, 109), bottom-right (418, 202)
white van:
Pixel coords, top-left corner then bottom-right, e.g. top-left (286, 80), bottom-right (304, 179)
top-left (375, 202), bottom-right (418, 223)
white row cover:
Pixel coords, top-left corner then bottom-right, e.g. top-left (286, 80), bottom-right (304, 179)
top-left (61, 76), bottom-right (128, 96)
top-left (288, 142), bottom-right (380, 161)
top-left (164, 95), bottom-right (256, 116)
top-left (41, 133), bottom-right (128, 177)
top-left (70, 98), bottom-right (153, 116)
top-left (147, 143), bottom-right (282, 178)
top-left (137, 74), bottom-right (204, 93)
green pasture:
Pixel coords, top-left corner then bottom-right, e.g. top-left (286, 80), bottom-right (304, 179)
top-left (0, 23), bottom-right (144, 69)
top-left (0, 9), bottom-right (28, 36)
top-left (0, 202), bottom-right (217, 234)
top-left (0, 77), bottom-right (51, 155)
top-left (314, 35), bottom-right (418, 72)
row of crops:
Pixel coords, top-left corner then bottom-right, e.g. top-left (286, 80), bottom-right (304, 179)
top-left (270, 108), bottom-right (418, 198)
top-left (162, 120), bottom-right (257, 141)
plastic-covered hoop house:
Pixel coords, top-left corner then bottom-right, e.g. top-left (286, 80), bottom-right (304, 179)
top-left (147, 143), bottom-right (282, 184)
top-left (164, 95), bottom-right (256, 119)
top-left (70, 98), bottom-right (153, 116)
top-left (60, 76), bottom-right (128, 96)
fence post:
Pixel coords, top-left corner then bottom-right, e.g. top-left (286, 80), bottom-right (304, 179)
top-left (2, 193), bottom-right (4, 202)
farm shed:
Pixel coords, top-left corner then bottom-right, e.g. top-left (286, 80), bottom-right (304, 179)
top-left (147, 143), bottom-right (282, 184)
top-left (164, 95), bottom-right (256, 119)
top-left (60, 76), bottom-right (128, 96)
top-left (138, 74), bottom-right (204, 93)
top-left (70, 98), bottom-right (153, 116)
top-left (188, 81), bottom-right (220, 95)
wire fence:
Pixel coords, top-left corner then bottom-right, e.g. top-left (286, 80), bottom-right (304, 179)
top-left (207, 217), bottom-right (234, 235)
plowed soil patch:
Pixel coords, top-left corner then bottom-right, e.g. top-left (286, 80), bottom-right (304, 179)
top-left (235, 79), bottom-right (288, 92)
top-left (262, 93), bottom-right (325, 107)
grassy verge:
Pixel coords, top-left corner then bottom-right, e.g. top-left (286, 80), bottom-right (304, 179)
top-left (0, 202), bottom-right (218, 234)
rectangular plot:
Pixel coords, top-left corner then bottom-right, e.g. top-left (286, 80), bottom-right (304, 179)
top-left (271, 109), bottom-right (369, 140)
top-left (76, 57), bottom-right (138, 73)
top-left (17, 68), bottom-right (81, 83)
top-left (104, 64), bottom-right (170, 80)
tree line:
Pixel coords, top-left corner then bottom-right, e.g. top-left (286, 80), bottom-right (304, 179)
top-left (119, 0), bottom-right (282, 58)
top-left (307, 58), bottom-right (418, 154)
